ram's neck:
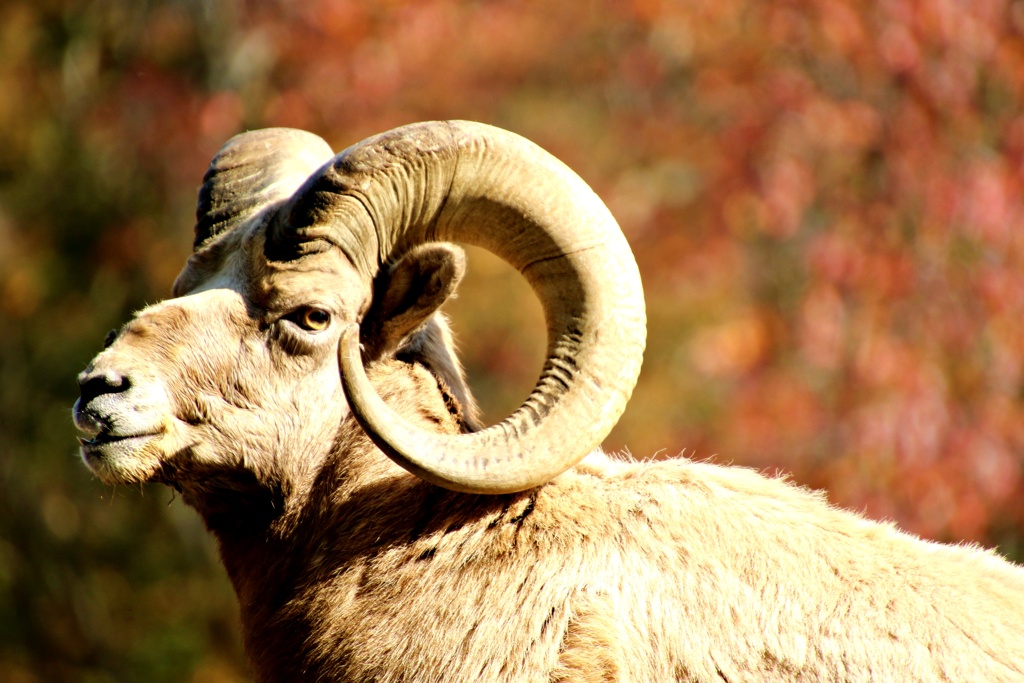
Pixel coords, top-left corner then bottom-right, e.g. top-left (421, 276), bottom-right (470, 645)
top-left (204, 358), bottom-right (474, 679)
top-left (201, 490), bottom-right (302, 623)
top-left (209, 516), bottom-right (310, 680)
top-left (202, 429), bottom-right (426, 680)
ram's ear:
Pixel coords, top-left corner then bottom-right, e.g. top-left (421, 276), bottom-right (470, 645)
top-left (360, 243), bottom-right (466, 360)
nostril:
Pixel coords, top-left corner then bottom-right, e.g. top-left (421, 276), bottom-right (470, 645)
top-left (78, 371), bottom-right (131, 404)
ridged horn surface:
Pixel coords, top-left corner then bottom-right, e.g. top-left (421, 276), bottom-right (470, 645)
top-left (195, 128), bottom-right (334, 249)
top-left (288, 121), bottom-right (645, 494)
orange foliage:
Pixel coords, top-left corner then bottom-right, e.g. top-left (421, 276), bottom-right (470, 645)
top-left (2, 0), bottom-right (1024, 679)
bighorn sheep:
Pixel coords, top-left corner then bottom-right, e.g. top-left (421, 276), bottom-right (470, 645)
top-left (74, 121), bottom-right (1024, 682)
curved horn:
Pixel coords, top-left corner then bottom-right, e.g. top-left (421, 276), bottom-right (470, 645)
top-left (290, 121), bottom-right (645, 494)
top-left (195, 128), bottom-right (334, 250)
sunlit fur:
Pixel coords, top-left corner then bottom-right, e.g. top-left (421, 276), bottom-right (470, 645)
top-left (211, 355), bottom-right (1024, 681)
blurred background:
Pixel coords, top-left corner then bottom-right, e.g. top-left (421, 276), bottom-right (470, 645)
top-left (2, 0), bottom-right (1024, 680)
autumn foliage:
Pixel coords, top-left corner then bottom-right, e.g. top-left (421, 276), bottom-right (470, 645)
top-left (2, 0), bottom-right (1023, 680)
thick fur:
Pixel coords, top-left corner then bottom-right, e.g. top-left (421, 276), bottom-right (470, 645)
top-left (209, 359), bottom-right (1024, 682)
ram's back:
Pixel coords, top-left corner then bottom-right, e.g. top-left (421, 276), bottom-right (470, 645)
top-left (280, 453), bottom-right (1024, 682)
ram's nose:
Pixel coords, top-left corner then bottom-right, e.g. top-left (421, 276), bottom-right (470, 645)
top-left (74, 368), bottom-right (131, 437)
top-left (78, 367), bottom-right (130, 403)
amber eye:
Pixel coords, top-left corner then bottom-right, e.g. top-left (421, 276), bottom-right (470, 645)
top-left (297, 307), bottom-right (331, 332)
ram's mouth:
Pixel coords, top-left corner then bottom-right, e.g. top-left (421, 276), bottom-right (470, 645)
top-left (78, 430), bottom-right (168, 485)
top-left (78, 431), bottom-right (163, 458)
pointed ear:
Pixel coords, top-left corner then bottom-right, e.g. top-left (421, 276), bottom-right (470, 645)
top-left (360, 243), bottom-right (466, 360)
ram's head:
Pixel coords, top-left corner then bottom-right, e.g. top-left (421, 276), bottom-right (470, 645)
top-left (73, 121), bottom-right (646, 504)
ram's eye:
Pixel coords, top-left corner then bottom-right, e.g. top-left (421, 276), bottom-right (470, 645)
top-left (295, 308), bottom-right (331, 332)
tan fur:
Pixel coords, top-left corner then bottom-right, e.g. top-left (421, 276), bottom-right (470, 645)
top-left (74, 197), bottom-right (1024, 682)
top-left (223, 397), bottom-right (1024, 682)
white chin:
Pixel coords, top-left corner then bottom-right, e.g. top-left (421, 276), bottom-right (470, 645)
top-left (80, 434), bottom-right (164, 484)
